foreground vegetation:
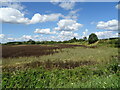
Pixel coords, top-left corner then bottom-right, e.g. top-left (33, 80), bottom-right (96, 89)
top-left (2, 59), bottom-right (120, 88)
top-left (2, 37), bottom-right (120, 88)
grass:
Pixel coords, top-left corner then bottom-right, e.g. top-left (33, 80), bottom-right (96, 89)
top-left (40, 46), bottom-right (118, 63)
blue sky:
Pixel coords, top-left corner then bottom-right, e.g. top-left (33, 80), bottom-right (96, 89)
top-left (0, 1), bottom-right (119, 42)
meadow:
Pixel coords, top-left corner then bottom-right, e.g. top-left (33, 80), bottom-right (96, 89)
top-left (2, 39), bottom-right (120, 88)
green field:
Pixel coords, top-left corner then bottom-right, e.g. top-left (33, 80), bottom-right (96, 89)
top-left (2, 40), bottom-right (120, 88)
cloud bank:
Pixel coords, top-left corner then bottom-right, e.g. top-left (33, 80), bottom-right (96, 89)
top-left (0, 7), bottom-right (62, 24)
top-left (96, 19), bottom-right (119, 31)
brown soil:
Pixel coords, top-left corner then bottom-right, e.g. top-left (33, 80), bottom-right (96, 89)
top-left (2, 44), bottom-right (97, 58)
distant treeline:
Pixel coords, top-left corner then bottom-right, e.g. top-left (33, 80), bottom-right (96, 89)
top-left (2, 37), bottom-right (119, 45)
top-left (2, 37), bottom-right (86, 45)
top-left (1, 33), bottom-right (119, 48)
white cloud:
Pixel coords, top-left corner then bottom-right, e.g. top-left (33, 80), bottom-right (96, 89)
top-left (51, 31), bottom-right (79, 41)
top-left (33, 30), bottom-right (79, 41)
top-left (96, 19), bottom-right (119, 31)
top-left (115, 4), bottom-right (120, 9)
top-left (34, 28), bottom-right (56, 34)
top-left (50, 0), bottom-right (60, 5)
top-left (51, 0), bottom-right (75, 10)
top-left (0, 7), bottom-right (63, 24)
top-left (95, 31), bottom-right (118, 39)
top-left (0, 35), bottom-right (16, 43)
top-left (22, 35), bottom-right (32, 40)
top-left (0, 0), bottom-right (16, 2)
top-left (0, 8), bottom-right (30, 24)
top-left (8, 3), bottom-right (24, 10)
top-left (30, 13), bottom-right (62, 24)
top-left (18, 35), bottom-right (44, 41)
top-left (1, 2), bottom-right (25, 11)
top-left (0, 34), bottom-right (46, 43)
top-left (0, 34), bottom-right (5, 39)
top-left (63, 9), bottom-right (79, 20)
top-left (59, 2), bottom-right (75, 10)
top-left (7, 37), bottom-right (15, 41)
top-left (34, 35), bottom-right (40, 38)
top-left (54, 19), bottom-right (83, 31)
top-left (59, 31), bottom-right (78, 37)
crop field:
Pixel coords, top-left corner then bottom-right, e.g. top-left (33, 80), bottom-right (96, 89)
top-left (2, 43), bottom-right (120, 88)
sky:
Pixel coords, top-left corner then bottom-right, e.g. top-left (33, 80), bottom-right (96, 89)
top-left (0, 1), bottom-right (119, 43)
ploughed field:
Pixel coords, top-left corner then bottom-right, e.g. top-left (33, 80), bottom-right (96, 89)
top-left (2, 44), bottom-right (96, 58)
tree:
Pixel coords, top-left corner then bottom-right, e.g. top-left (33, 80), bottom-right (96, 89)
top-left (27, 39), bottom-right (35, 44)
top-left (73, 37), bottom-right (77, 41)
top-left (69, 37), bottom-right (78, 43)
top-left (78, 39), bottom-right (84, 42)
top-left (83, 37), bottom-right (87, 41)
top-left (88, 33), bottom-right (98, 44)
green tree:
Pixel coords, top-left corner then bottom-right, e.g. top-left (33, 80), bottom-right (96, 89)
top-left (73, 37), bottom-right (77, 41)
top-left (69, 37), bottom-right (78, 43)
top-left (88, 33), bottom-right (98, 44)
top-left (83, 37), bottom-right (87, 41)
top-left (27, 39), bottom-right (35, 44)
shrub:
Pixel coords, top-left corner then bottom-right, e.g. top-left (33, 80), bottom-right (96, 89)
top-left (88, 33), bottom-right (98, 44)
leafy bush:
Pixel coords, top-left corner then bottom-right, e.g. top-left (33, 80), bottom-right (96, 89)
top-left (88, 33), bottom-right (98, 44)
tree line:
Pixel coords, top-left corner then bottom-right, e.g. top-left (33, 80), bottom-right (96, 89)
top-left (2, 33), bottom-right (119, 47)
